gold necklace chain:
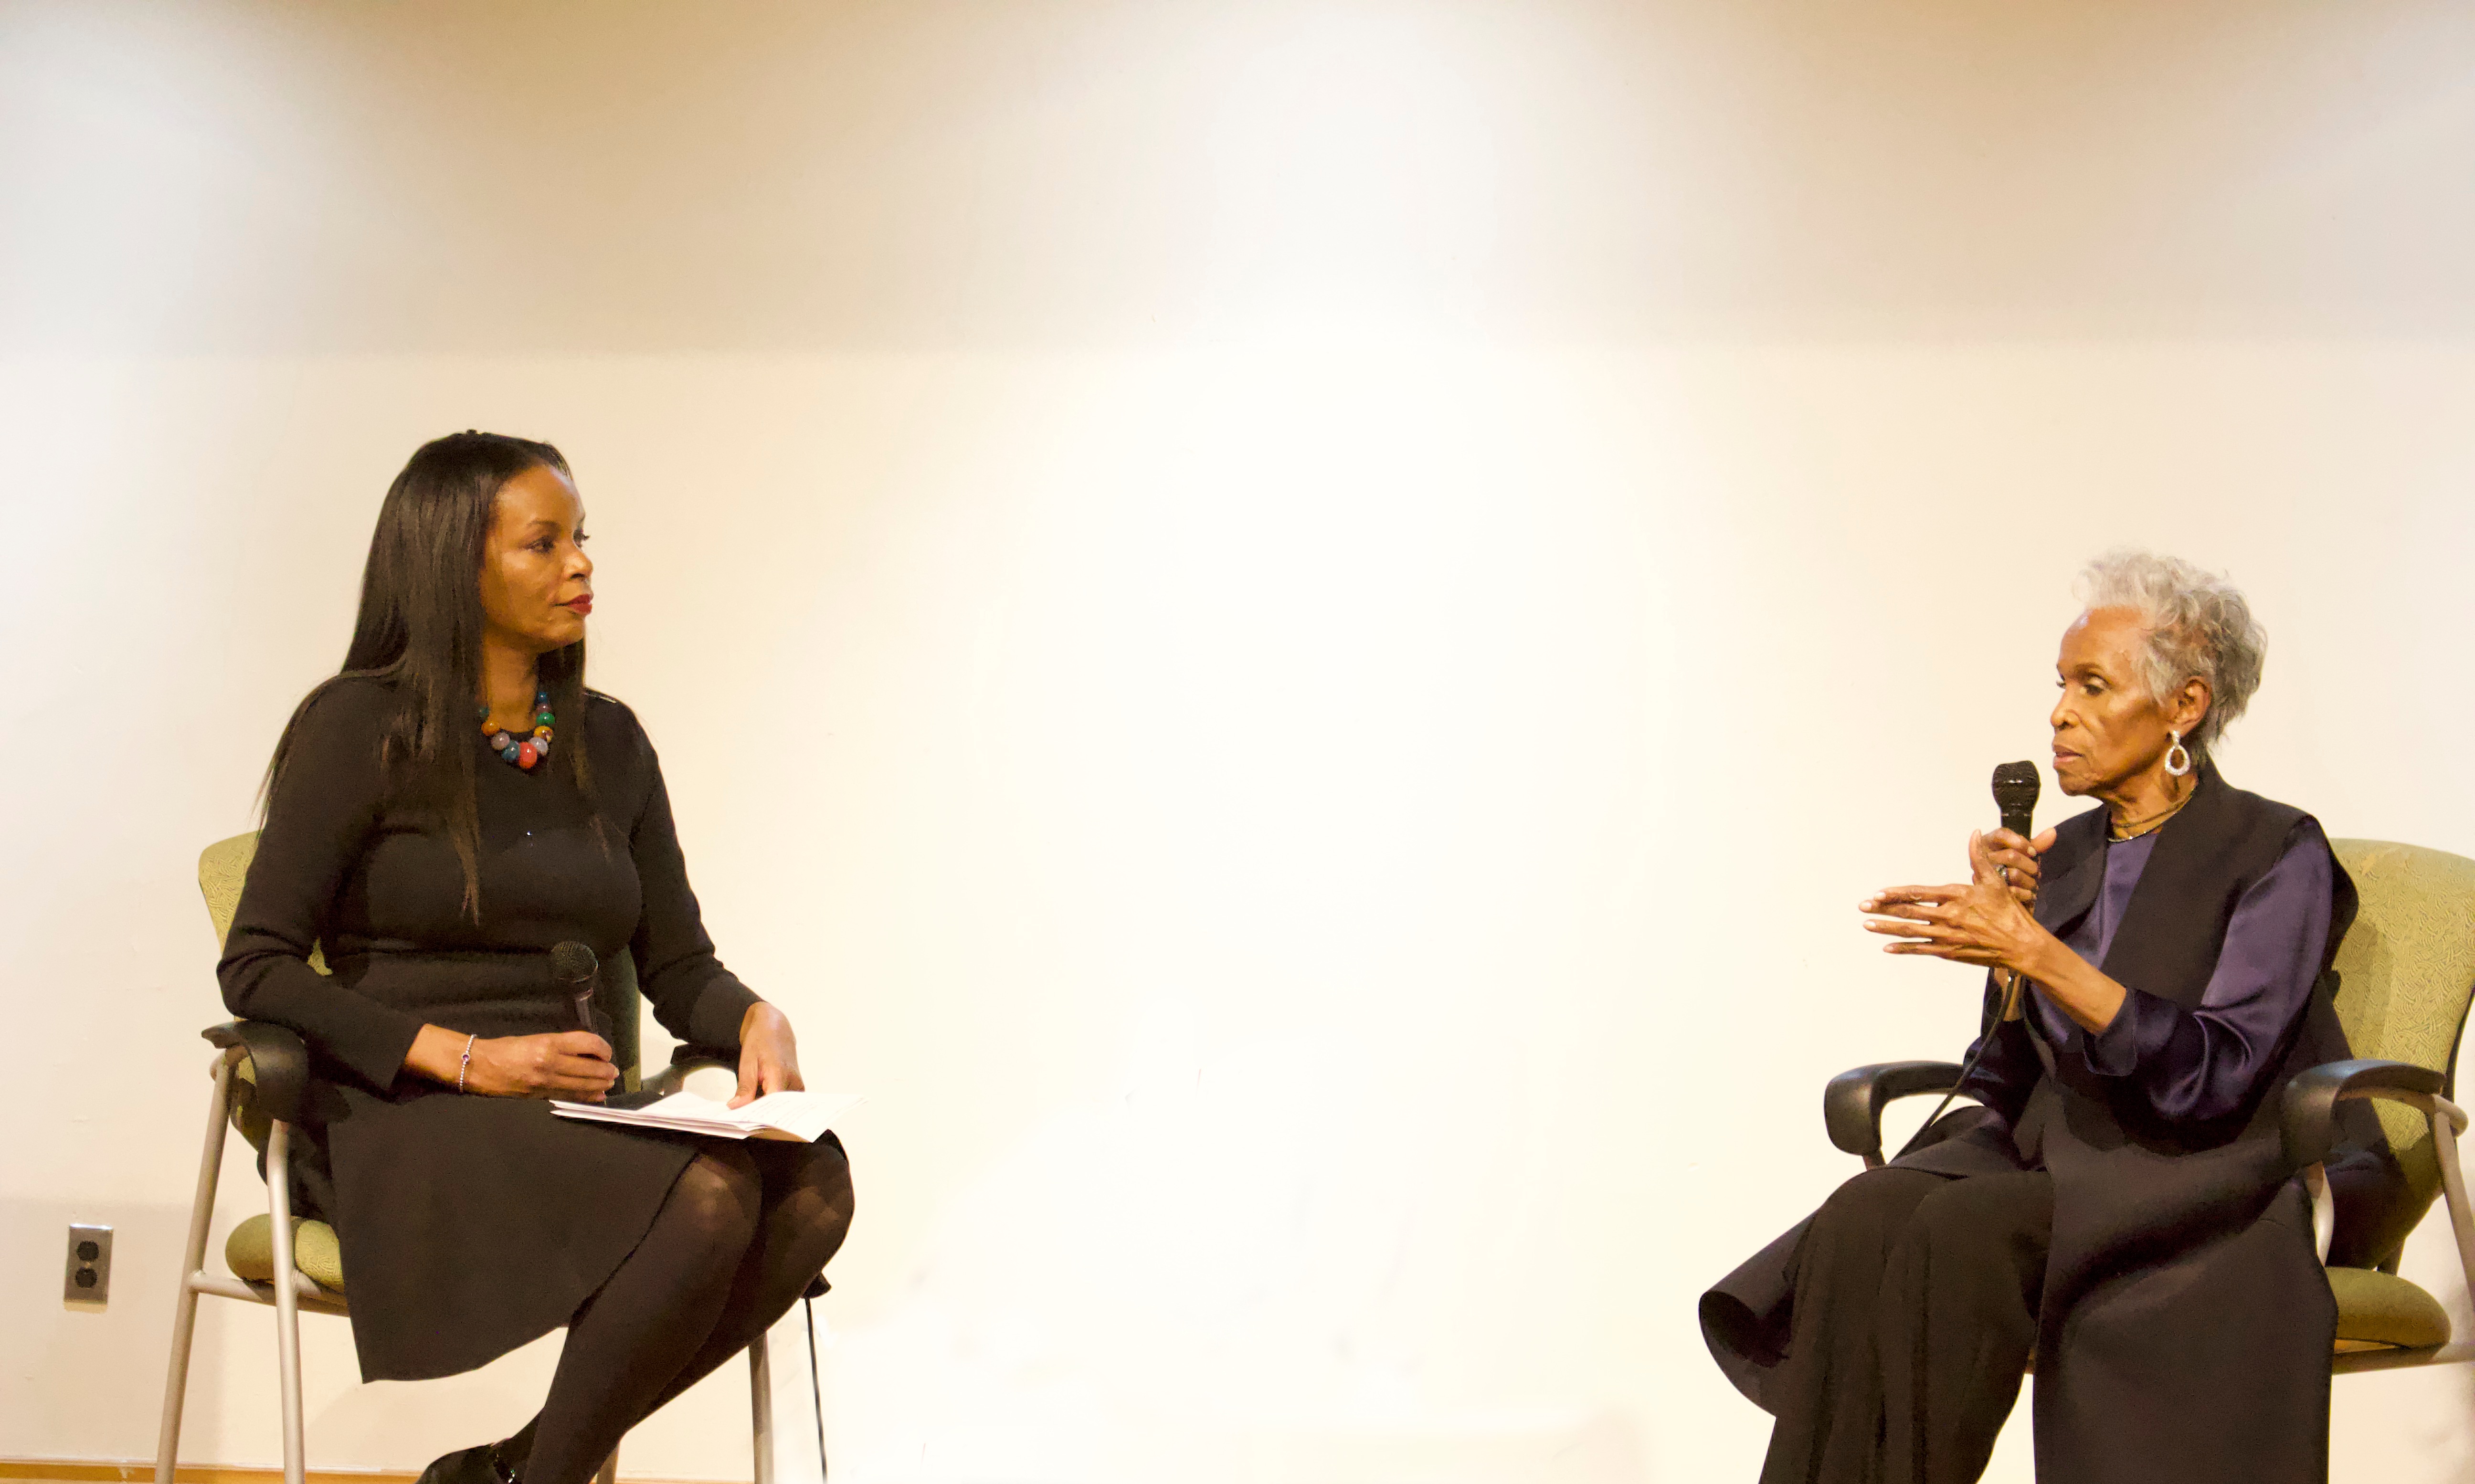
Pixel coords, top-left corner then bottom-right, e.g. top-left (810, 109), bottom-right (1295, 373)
top-left (2109, 789), bottom-right (2193, 841)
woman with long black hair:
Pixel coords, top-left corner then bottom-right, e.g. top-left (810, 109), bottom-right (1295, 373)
top-left (219, 432), bottom-right (853, 1484)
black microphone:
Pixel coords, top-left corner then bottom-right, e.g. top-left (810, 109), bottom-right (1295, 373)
top-left (1989, 762), bottom-right (2039, 1022)
top-left (550, 941), bottom-right (601, 1034)
top-left (1895, 759), bottom-right (2048, 1156)
top-left (1992, 760), bottom-right (2040, 845)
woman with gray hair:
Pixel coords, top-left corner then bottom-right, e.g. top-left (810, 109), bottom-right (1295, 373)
top-left (1701, 550), bottom-right (2402, 1484)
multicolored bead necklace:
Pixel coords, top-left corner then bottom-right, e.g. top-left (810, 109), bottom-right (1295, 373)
top-left (480, 686), bottom-right (556, 771)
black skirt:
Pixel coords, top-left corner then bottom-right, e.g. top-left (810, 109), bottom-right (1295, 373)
top-left (221, 681), bottom-right (769, 1383)
top-left (315, 961), bottom-right (704, 1381)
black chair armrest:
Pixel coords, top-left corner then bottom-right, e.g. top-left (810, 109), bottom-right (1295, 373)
top-left (640, 1043), bottom-right (742, 1097)
top-left (2282, 1058), bottom-right (2446, 1170)
top-left (202, 1021), bottom-right (310, 1124)
top-left (1825, 1060), bottom-right (1965, 1165)
top-left (668, 1042), bottom-right (740, 1074)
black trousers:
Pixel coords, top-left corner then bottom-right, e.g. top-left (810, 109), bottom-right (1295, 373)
top-left (1757, 1166), bottom-right (2053, 1484)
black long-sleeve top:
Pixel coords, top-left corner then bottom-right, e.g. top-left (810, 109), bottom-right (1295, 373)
top-left (219, 677), bottom-right (760, 1088)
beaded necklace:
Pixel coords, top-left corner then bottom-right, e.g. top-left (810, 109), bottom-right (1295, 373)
top-left (480, 686), bottom-right (556, 771)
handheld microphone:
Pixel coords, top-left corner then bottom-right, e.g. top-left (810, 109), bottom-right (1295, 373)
top-left (1992, 761), bottom-right (2040, 846)
top-left (1988, 762), bottom-right (2039, 1022)
top-left (1893, 760), bottom-right (2042, 1159)
top-left (550, 941), bottom-right (601, 1035)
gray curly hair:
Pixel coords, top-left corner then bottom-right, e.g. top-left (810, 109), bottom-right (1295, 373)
top-left (2073, 549), bottom-right (2266, 758)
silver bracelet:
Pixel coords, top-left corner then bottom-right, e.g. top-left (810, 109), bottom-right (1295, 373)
top-left (456, 1033), bottom-right (477, 1093)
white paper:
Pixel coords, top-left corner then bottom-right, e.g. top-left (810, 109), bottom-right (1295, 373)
top-left (550, 1089), bottom-right (864, 1143)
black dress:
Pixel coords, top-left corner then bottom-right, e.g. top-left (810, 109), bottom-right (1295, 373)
top-left (219, 678), bottom-right (762, 1383)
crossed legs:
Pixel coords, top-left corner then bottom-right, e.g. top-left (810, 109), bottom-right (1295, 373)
top-left (508, 1138), bottom-right (855, 1484)
top-left (1757, 1166), bottom-right (2051, 1484)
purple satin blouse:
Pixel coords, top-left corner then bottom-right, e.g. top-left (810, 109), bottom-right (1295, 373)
top-left (1963, 821), bottom-right (2335, 1129)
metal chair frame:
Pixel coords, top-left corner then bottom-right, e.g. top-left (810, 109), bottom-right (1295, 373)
top-left (154, 1030), bottom-right (780, 1484)
top-left (2302, 1077), bottom-right (2475, 1372)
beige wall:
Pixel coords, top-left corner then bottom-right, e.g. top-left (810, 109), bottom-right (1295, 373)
top-left (6, 5), bottom-right (2475, 1483)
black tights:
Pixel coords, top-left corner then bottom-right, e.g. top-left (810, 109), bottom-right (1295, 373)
top-left (504, 1138), bottom-right (855, 1484)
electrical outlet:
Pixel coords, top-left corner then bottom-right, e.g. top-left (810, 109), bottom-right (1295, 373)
top-left (64, 1223), bottom-right (112, 1311)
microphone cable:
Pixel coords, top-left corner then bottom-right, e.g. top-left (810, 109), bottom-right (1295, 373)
top-left (802, 1276), bottom-right (829, 1481)
top-left (1893, 761), bottom-right (2043, 1162)
top-left (1892, 972), bottom-right (2022, 1162)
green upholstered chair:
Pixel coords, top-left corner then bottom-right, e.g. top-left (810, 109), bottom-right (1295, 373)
top-left (156, 831), bottom-right (785, 1484)
top-left (1823, 838), bottom-right (2475, 1374)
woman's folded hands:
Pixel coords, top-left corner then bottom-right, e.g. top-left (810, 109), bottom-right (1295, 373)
top-left (1862, 828), bottom-right (2126, 1034)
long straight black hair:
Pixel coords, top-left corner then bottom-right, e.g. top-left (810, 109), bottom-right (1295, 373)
top-left (264, 431), bottom-right (598, 917)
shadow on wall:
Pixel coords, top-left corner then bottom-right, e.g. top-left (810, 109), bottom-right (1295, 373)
top-left (818, 1028), bottom-right (1650, 1484)
top-left (2, 1191), bottom-right (576, 1475)
top-left (8, 1200), bottom-right (224, 1463)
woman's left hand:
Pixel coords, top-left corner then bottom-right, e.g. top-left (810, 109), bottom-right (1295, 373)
top-left (1985, 826), bottom-right (2059, 909)
top-left (1861, 831), bottom-right (2051, 974)
top-left (732, 1001), bottom-right (805, 1108)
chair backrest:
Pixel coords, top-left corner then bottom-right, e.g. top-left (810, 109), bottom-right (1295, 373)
top-left (2326, 839), bottom-right (2475, 1255)
top-left (201, 831), bottom-right (288, 964)
top-left (198, 830), bottom-right (643, 1084)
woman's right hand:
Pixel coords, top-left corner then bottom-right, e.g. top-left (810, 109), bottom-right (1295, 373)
top-left (407, 1025), bottom-right (618, 1100)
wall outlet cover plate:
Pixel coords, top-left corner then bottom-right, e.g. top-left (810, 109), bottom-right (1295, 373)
top-left (65, 1222), bottom-right (112, 1311)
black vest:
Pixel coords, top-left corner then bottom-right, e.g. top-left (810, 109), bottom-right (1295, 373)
top-left (2024, 761), bottom-right (2359, 1150)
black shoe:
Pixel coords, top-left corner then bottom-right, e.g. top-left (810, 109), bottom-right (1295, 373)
top-left (416, 1442), bottom-right (519, 1484)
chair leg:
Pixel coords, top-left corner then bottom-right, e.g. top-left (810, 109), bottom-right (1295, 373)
top-left (2304, 1161), bottom-right (2335, 1262)
top-left (267, 1120), bottom-right (307, 1484)
top-left (2430, 1100), bottom-right (2475, 1295)
top-left (157, 1055), bottom-right (235, 1484)
top-left (749, 1330), bottom-right (773, 1484)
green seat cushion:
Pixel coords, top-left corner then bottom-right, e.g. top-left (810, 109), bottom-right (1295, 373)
top-left (226, 1215), bottom-right (346, 1295)
top-left (2327, 1265), bottom-right (2450, 1350)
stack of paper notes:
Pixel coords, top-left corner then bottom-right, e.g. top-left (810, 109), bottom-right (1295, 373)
top-left (551, 1089), bottom-right (863, 1143)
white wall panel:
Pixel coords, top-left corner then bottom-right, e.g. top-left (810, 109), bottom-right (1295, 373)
top-left (5, 3), bottom-right (2475, 1481)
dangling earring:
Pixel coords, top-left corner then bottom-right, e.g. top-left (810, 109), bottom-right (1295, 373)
top-left (2165, 729), bottom-right (2193, 777)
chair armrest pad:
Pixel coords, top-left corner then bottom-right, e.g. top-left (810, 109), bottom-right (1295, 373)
top-left (642, 1044), bottom-right (741, 1097)
top-left (2282, 1058), bottom-right (2444, 1170)
top-left (1825, 1060), bottom-right (1965, 1161)
top-left (202, 1021), bottom-right (310, 1124)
